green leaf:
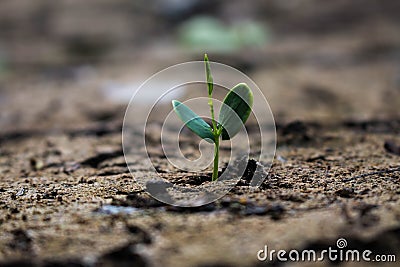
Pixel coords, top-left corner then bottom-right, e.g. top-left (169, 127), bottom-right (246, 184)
top-left (172, 100), bottom-right (214, 142)
top-left (219, 83), bottom-right (253, 140)
top-left (204, 54), bottom-right (213, 95)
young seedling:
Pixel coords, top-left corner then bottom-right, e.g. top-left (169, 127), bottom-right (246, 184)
top-left (172, 54), bottom-right (253, 181)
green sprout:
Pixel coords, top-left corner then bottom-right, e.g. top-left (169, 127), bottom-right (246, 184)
top-left (172, 54), bottom-right (253, 181)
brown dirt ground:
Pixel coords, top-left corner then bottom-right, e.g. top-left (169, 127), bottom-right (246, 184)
top-left (0, 1), bottom-right (400, 265)
top-left (0, 58), bottom-right (399, 267)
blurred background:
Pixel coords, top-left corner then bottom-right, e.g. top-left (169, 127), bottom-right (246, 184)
top-left (0, 0), bottom-right (399, 133)
top-left (0, 2), bottom-right (400, 265)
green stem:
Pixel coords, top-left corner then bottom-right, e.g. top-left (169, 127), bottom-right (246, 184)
top-left (208, 87), bottom-right (219, 181)
top-left (208, 98), bottom-right (217, 131)
top-left (212, 136), bottom-right (219, 181)
top-left (205, 54), bottom-right (220, 181)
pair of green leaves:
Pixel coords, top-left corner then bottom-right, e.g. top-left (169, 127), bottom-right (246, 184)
top-left (172, 82), bottom-right (253, 142)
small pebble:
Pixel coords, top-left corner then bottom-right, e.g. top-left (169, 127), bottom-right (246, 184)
top-left (384, 140), bottom-right (400, 156)
top-left (16, 188), bottom-right (25, 196)
top-left (244, 205), bottom-right (268, 216)
top-left (336, 187), bottom-right (355, 198)
top-left (96, 205), bottom-right (139, 215)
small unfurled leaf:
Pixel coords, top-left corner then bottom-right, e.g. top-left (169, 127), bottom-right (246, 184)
top-left (219, 83), bottom-right (253, 140)
top-left (204, 54), bottom-right (213, 95)
top-left (172, 100), bottom-right (214, 142)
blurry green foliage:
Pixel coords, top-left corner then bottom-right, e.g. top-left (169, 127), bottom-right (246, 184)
top-left (178, 16), bottom-right (269, 53)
